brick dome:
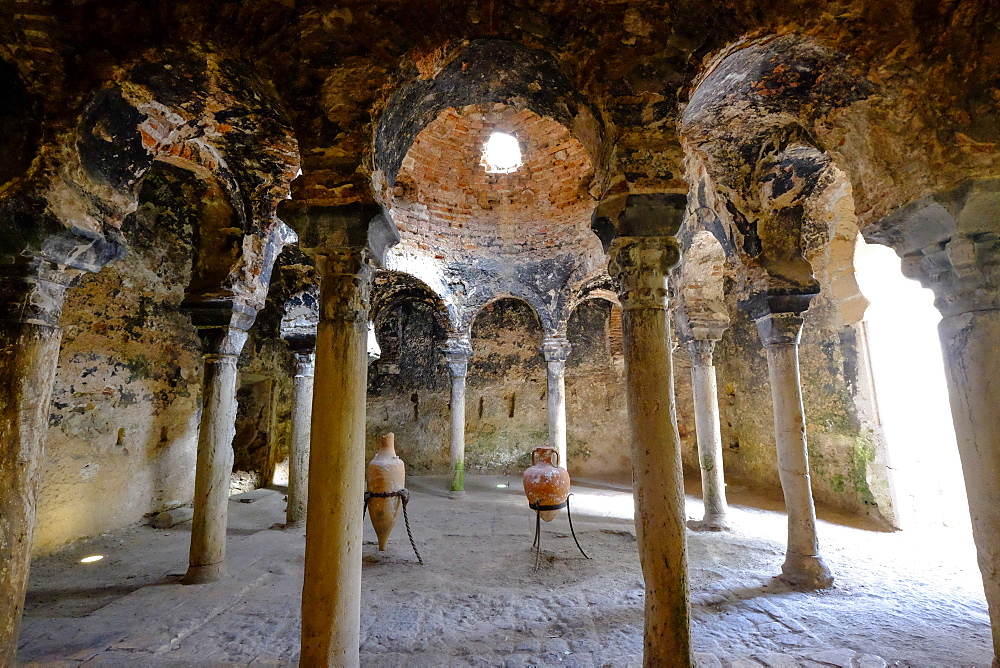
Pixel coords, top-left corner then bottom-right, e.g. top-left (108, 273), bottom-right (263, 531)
top-left (387, 103), bottom-right (600, 263)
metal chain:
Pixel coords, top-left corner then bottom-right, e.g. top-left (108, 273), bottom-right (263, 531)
top-left (363, 489), bottom-right (423, 565)
top-left (400, 490), bottom-right (423, 565)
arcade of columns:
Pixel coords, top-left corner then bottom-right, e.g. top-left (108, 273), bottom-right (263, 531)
top-left (2, 4), bottom-right (1000, 666)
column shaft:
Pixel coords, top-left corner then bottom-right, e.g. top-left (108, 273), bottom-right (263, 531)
top-left (939, 310), bottom-right (1000, 657)
top-left (184, 352), bottom-right (241, 583)
top-left (0, 262), bottom-right (74, 664)
top-left (610, 236), bottom-right (690, 666)
top-left (300, 251), bottom-right (371, 667)
top-left (542, 337), bottom-right (571, 470)
top-left (286, 352), bottom-right (315, 527)
top-left (757, 313), bottom-right (832, 589)
top-left (449, 373), bottom-right (467, 493)
top-left (0, 324), bottom-right (63, 663)
top-left (688, 340), bottom-right (729, 530)
top-left (444, 339), bottom-right (471, 497)
top-left (546, 360), bottom-right (568, 468)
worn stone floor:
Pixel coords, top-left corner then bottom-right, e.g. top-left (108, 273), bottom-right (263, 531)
top-left (17, 475), bottom-right (992, 667)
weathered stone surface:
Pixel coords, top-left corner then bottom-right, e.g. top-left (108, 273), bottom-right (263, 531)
top-left (151, 507), bottom-right (194, 529)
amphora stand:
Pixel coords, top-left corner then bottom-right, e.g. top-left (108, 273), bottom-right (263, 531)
top-left (529, 494), bottom-right (590, 571)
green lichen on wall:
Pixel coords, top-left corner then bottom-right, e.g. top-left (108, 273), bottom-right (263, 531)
top-left (679, 292), bottom-right (896, 525)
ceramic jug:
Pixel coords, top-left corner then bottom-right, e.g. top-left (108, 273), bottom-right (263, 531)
top-left (367, 432), bottom-right (405, 550)
top-left (522, 446), bottom-right (570, 521)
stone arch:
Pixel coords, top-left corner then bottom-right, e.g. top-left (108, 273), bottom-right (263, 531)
top-left (674, 228), bottom-right (730, 340)
top-left (468, 296), bottom-right (546, 380)
top-left (370, 270), bottom-right (456, 336)
top-left (465, 291), bottom-right (549, 337)
top-left (680, 35), bottom-right (873, 300)
top-left (13, 47), bottom-right (299, 287)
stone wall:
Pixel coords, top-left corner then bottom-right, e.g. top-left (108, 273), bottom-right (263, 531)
top-left (35, 168), bottom-right (204, 555)
top-left (33, 167), bottom-right (297, 555)
top-left (673, 289), bottom-right (896, 526)
top-left (366, 297), bottom-right (632, 478)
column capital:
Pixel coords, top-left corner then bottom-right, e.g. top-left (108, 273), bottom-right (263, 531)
top-left (755, 312), bottom-right (804, 346)
top-left (183, 300), bottom-right (256, 357)
top-left (293, 351), bottom-right (316, 377)
top-left (686, 338), bottom-right (718, 367)
top-left (443, 336), bottom-right (473, 378)
top-left (541, 336), bottom-right (572, 363)
top-left (898, 234), bottom-right (1000, 317)
top-left (0, 258), bottom-right (80, 328)
top-left (863, 180), bottom-right (1000, 317)
top-left (608, 236), bottom-right (681, 310)
top-left (277, 201), bottom-right (399, 267)
top-left (318, 248), bottom-right (374, 324)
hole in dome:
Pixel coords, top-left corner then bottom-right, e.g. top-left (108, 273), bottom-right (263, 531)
top-left (481, 132), bottom-right (522, 174)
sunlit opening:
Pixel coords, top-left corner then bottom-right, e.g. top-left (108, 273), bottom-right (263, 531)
top-left (854, 236), bottom-right (968, 530)
top-left (481, 132), bottom-right (522, 174)
top-left (79, 555), bottom-right (104, 563)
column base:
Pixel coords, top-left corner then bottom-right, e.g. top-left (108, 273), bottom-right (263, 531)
top-left (181, 561), bottom-right (227, 585)
top-left (448, 490), bottom-right (466, 500)
top-left (779, 554), bottom-right (834, 589)
top-left (283, 519), bottom-right (306, 532)
top-left (687, 515), bottom-right (730, 532)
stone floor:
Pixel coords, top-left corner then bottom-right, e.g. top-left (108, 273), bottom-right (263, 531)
top-left (17, 475), bottom-right (993, 666)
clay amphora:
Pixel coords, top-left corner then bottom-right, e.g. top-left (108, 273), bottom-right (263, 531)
top-left (523, 447), bottom-right (571, 522)
top-left (367, 432), bottom-right (405, 550)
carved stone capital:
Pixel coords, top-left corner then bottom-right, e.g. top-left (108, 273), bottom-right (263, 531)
top-left (686, 338), bottom-right (718, 367)
top-left (541, 336), bottom-right (572, 364)
top-left (864, 180), bottom-right (1000, 317)
top-left (755, 312), bottom-right (804, 346)
top-left (318, 248), bottom-right (373, 324)
top-left (442, 336), bottom-right (473, 378)
top-left (184, 300), bottom-right (257, 357)
top-left (0, 258), bottom-right (80, 328)
top-left (608, 236), bottom-right (681, 310)
top-left (898, 234), bottom-right (1000, 317)
top-left (278, 201), bottom-right (399, 267)
top-left (293, 351), bottom-right (316, 378)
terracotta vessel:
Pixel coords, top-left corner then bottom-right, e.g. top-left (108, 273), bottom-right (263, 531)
top-left (523, 446), bottom-right (571, 521)
top-left (367, 432), bottom-right (405, 550)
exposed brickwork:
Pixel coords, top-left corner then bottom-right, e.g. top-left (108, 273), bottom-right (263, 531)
top-left (390, 103), bottom-right (596, 262)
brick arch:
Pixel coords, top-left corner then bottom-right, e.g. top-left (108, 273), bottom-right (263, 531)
top-left (44, 46), bottom-right (299, 247)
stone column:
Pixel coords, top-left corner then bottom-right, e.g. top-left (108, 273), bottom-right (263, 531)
top-left (609, 235), bottom-right (690, 666)
top-left (0, 259), bottom-right (77, 665)
top-left (183, 307), bottom-right (253, 585)
top-left (866, 193), bottom-right (1000, 659)
top-left (541, 336), bottom-right (572, 470)
top-left (286, 349), bottom-right (315, 528)
top-left (687, 336), bottom-right (730, 531)
top-left (753, 303), bottom-right (833, 589)
top-left (443, 337), bottom-right (472, 498)
top-left (300, 248), bottom-right (372, 667)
